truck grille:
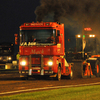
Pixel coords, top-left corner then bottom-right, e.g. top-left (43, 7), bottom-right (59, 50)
top-left (29, 55), bottom-right (50, 68)
top-left (29, 54), bottom-right (43, 69)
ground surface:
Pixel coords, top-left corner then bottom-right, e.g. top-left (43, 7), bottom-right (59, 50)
top-left (0, 72), bottom-right (100, 96)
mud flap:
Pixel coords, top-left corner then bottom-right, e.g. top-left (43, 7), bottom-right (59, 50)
top-left (72, 60), bottom-right (83, 79)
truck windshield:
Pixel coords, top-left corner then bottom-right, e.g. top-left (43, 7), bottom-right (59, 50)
top-left (20, 29), bottom-right (56, 45)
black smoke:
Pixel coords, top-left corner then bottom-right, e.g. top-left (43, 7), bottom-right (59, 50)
top-left (35, 0), bottom-right (100, 33)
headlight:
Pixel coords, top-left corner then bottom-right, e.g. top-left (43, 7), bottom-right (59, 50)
top-left (20, 60), bottom-right (27, 66)
top-left (8, 56), bottom-right (12, 60)
top-left (48, 60), bottom-right (53, 66)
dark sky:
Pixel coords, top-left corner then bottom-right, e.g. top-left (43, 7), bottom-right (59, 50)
top-left (0, 0), bottom-right (40, 43)
top-left (1, 0), bottom-right (100, 52)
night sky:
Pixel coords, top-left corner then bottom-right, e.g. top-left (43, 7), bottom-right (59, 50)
top-left (1, 0), bottom-right (100, 53)
top-left (0, 0), bottom-right (40, 43)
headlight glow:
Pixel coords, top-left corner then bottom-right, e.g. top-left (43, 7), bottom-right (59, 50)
top-left (48, 60), bottom-right (53, 66)
top-left (8, 56), bottom-right (12, 60)
top-left (20, 60), bottom-right (27, 66)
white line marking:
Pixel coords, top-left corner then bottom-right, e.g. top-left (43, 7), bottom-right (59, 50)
top-left (0, 82), bottom-right (100, 95)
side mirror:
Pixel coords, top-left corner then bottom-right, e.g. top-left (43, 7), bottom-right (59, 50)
top-left (14, 34), bottom-right (18, 45)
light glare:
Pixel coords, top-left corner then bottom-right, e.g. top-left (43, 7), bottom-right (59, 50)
top-left (89, 34), bottom-right (95, 38)
top-left (48, 61), bottom-right (53, 66)
top-left (8, 57), bottom-right (12, 60)
top-left (20, 60), bottom-right (26, 66)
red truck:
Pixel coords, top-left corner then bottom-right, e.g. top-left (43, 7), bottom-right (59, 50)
top-left (15, 22), bottom-right (73, 80)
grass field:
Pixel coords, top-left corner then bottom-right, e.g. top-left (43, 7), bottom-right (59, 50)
top-left (0, 85), bottom-right (100, 100)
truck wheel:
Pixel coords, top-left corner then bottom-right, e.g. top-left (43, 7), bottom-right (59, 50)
top-left (57, 67), bottom-right (61, 81)
top-left (95, 61), bottom-right (99, 77)
top-left (68, 69), bottom-right (73, 79)
top-left (91, 60), bottom-right (99, 77)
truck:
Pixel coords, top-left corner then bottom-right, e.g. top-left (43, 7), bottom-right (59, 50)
top-left (15, 22), bottom-right (73, 80)
top-left (0, 42), bottom-right (14, 69)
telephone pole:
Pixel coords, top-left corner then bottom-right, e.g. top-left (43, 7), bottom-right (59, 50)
top-left (82, 23), bottom-right (85, 58)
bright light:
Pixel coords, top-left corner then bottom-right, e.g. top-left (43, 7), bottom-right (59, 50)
top-left (89, 34), bottom-right (95, 38)
top-left (8, 56), bottom-right (12, 60)
top-left (89, 35), bottom-right (92, 37)
top-left (78, 35), bottom-right (81, 38)
top-left (20, 34), bottom-right (22, 37)
top-left (76, 35), bottom-right (81, 38)
top-left (48, 60), bottom-right (53, 66)
top-left (93, 35), bottom-right (95, 37)
top-left (20, 60), bottom-right (27, 66)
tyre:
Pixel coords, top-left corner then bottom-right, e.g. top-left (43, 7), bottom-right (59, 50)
top-left (91, 60), bottom-right (99, 77)
top-left (95, 60), bottom-right (99, 77)
top-left (68, 68), bottom-right (73, 79)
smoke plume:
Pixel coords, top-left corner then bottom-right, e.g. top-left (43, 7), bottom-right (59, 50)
top-left (35, 0), bottom-right (100, 34)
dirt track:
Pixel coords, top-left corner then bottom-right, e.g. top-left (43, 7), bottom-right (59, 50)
top-left (0, 73), bottom-right (100, 96)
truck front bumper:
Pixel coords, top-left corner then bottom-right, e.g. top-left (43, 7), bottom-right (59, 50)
top-left (19, 69), bottom-right (54, 76)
